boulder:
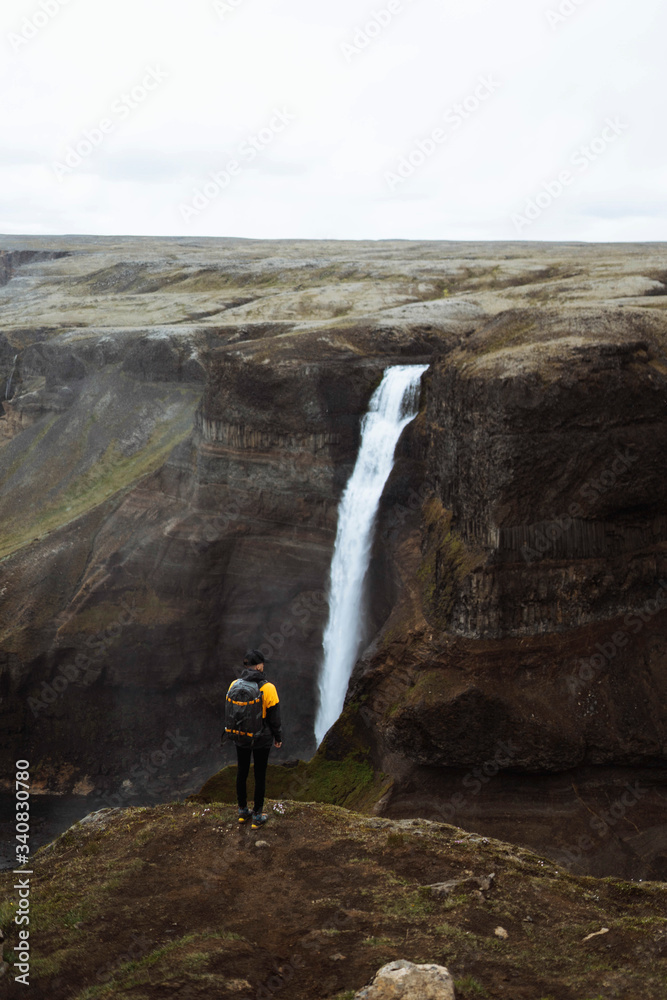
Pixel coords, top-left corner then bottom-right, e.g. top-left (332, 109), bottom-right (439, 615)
top-left (428, 873), bottom-right (495, 896)
top-left (35, 808), bottom-right (125, 860)
top-left (75, 807), bottom-right (125, 831)
top-left (121, 333), bottom-right (205, 382)
top-left (354, 960), bottom-right (456, 999)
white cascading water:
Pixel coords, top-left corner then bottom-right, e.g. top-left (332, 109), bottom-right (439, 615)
top-left (5, 354), bottom-right (18, 400)
top-left (314, 364), bottom-right (429, 746)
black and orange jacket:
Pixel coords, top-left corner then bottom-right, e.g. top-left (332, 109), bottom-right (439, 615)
top-left (228, 668), bottom-right (282, 748)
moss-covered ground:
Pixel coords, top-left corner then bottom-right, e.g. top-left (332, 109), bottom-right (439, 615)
top-left (198, 752), bottom-right (389, 814)
top-left (2, 801), bottom-right (667, 999)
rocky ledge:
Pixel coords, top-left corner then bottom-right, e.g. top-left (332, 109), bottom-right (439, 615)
top-left (2, 800), bottom-right (667, 999)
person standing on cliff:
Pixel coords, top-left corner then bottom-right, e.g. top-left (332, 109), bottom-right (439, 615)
top-left (224, 649), bottom-right (282, 829)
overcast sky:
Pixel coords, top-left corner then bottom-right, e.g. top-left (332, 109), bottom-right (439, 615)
top-left (1, 0), bottom-right (664, 241)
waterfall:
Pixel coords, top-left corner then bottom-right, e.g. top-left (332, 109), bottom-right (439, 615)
top-left (314, 363), bottom-right (429, 746)
top-left (5, 354), bottom-right (18, 401)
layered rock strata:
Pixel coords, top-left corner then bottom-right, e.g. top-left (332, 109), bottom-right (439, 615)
top-left (1, 238), bottom-right (666, 879)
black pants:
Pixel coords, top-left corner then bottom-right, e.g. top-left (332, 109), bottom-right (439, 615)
top-left (236, 745), bottom-right (271, 813)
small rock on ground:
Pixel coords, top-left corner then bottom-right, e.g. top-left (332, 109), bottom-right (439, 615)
top-left (354, 959), bottom-right (456, 999)
top-left (428, 873), bottom-right (494, 896)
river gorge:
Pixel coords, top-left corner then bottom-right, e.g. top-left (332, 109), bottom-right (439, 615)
top-left (1, 235), bottom-right (666, 880)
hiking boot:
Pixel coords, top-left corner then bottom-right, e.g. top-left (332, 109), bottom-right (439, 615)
top-left (238, 807), bottom-right (253, 823)
top-left (251, 812), bottom-right (268, 829)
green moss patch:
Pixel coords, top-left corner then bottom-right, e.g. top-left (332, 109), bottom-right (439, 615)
top-left (418, 497), bottom-right (482, 631)
top-left (0, 378), bottom-right (200, 561)
top-left (199, 751), bottom-right (384, 813)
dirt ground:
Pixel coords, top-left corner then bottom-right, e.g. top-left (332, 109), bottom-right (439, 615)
top-left (2, 799), bottom-right (667, 1000)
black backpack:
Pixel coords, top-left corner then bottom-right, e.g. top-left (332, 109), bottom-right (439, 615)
top-left (224, 678), bottom-right (264, 746)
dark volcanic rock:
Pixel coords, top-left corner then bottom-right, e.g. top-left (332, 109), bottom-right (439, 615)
top-left (121, 334), bottom-right (206, 383)
top-left (426, 312), bottom-right (667, 637)
top-left (23, 340), bottom-right (87, 387)
top-left (0, 325), bottom-right (432, 796)
top-left (320, 306), bottom-right (667, 875)
top-left (0, 249), bottom-right (71, 287)
top-left (2, 238), bottom-right (667, 880)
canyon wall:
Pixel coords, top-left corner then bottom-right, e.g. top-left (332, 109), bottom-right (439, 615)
top-left (0, 237), bottom-right (479, 801)
top-left (1, 237), bottom-right (667, 877)
top-left (323, 305), bottom-right (667, 877)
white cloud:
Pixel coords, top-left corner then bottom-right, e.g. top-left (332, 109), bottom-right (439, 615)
top-left (0, 0), bottom-right (665, 239)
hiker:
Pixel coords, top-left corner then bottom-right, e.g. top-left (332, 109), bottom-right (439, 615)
top-left (223, 648), bottom-right (282, 829)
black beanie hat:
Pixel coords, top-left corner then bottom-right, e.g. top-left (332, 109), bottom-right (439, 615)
top-left (243, 649), bottom-right (265, 666)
